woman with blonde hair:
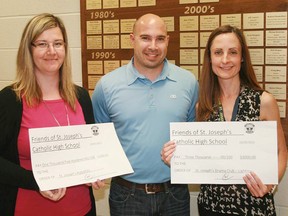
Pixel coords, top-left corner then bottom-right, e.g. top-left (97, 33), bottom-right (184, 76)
top-left (0, 13), bottom-right (104, 215)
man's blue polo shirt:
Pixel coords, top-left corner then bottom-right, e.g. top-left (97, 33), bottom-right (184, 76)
top-left (92, 58), bottom-right (198, 183)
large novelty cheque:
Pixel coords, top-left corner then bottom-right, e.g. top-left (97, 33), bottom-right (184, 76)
top-left (170, 121), bottom-right (278, 184)
top-left (29, 123), bottom-right (133, 190)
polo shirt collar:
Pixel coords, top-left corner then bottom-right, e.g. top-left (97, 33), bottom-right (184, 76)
top-left (126, 58), bottom-right (176, 85)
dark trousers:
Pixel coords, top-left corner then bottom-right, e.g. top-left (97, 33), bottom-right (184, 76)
top-left (109, 178), bottom-right (190, 216)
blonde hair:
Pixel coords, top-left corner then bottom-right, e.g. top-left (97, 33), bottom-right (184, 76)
top-left (12, 13), bottom-right (77, 110)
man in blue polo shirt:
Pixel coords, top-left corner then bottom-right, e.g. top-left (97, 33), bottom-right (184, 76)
top-left (92, 13), bottom-right (198, 215)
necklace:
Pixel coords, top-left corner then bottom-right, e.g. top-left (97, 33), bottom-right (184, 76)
top-left (218, 85), bottom-right (243, 121)
top-left (218, 95), bottom-right (240, 122)
top-left (218, 99), bottom-right (225, 121)
top-left (42, 100), bottom-right (70, 126)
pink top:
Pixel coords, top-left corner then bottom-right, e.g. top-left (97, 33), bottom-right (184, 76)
top-left (15, 98), bottom-right (91, 216)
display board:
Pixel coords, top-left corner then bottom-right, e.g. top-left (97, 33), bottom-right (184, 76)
top-left (80, 0), bottom-right (288, 146)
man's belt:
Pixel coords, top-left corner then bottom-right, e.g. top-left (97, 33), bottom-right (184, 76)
top-left (113, 176), bottom-right (172, 194)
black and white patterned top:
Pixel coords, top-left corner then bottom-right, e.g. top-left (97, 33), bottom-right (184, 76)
top-left (197, 86), bottom-right (276, 216)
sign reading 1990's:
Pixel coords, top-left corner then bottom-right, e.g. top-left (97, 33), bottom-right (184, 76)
top-left (80, 0), bottom-right (288, 143)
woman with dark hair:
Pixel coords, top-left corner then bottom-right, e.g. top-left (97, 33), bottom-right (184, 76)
top-left (0, 13), bottom-right (104, 216)
top-left (161, 25), bottom-right (287, 215)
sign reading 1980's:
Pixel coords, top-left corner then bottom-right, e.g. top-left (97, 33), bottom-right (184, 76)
top-left (80, 0), bottom-right (288, 144)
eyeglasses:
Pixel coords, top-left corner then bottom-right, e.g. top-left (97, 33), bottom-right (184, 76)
top-left (31, 40), bottom-right (65, 50)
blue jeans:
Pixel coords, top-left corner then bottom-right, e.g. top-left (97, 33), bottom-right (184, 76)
top-left (109, 179), bottom-right (190, 216)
